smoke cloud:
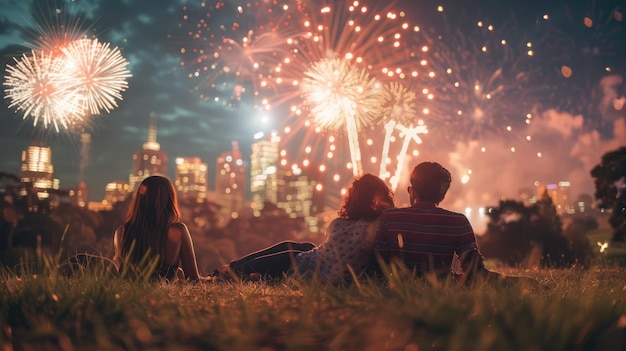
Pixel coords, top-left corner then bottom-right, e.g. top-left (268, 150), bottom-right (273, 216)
top-left (79, 133), bottom-right (91, 182)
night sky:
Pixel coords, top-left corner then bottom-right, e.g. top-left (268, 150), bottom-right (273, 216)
top-left (0, 0), bottom-right (624, 219)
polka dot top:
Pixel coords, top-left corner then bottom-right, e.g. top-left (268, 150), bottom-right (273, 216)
top-left (294, 217), bottom-right (380, 283)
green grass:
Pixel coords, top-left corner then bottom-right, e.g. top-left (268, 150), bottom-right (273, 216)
top-left (1, 258), bottom-right (626, 351)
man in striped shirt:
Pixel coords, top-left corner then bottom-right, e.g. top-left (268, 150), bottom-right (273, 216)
top-left (374, 161), bottom-right (488, 281)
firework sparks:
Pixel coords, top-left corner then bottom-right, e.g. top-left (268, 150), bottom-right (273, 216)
top-left (378, 81), bottom-right (432, 185)
top-left (383, 81), bottom-right (418, 122)
top-left (59, 38), bottom-right (132, 116)
top-left (267, 0), bottom-right (426, 185)
top-left (379, 119), bottom-right (398, 179)
top-left (3, 5), bottom-right (132, 133)
top-left (176, 1), bottom-right (295, 107)
top-left (4, 50), bottom-right (82, 132)
top-left (29, 4), bottom-right (87, 55)
top-left (424, 9), bottom-right (539, 145)
top-left (389, 122), bottom-right (428, 190)
top-left (176, 0), bottom-right (433, 192)
top-left (300, 57), bottom-right (385, 175)
top-left (535, 1), bottom-right (625, 131)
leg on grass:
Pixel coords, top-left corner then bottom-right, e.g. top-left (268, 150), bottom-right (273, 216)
top-left (226, 241), bottom-right (316, 278)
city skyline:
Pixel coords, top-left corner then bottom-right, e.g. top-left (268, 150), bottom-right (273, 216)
top-left (0, 0), bottom-right (625, 210)
top-left (13, 130), bottom-right (587, 207)
top-left (13, 131), bottom-right (591, 235)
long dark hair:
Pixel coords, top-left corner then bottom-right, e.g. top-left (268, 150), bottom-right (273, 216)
top-left (338, 173), bottom-right (394, 220)
top-left (120, 176), bottom-right (181, 265)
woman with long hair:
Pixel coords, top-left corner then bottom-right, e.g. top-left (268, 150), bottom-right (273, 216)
top-left (113, 175), bottom-right (207, 281)
top-left (219, 173), bottom-right (394, 283)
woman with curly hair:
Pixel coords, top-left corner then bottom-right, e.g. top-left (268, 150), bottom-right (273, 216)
top-left (217, 173), bottom-right (394, 283)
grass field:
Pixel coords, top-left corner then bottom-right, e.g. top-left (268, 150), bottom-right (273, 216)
top-left (1, 256), bottom-right (626, 351)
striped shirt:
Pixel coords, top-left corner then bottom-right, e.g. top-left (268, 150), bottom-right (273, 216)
top-left (373, 201), bottom-right (482, 276)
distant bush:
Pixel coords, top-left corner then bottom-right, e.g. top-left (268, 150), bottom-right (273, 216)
top-left (478, 194), bottom-right (593, 268)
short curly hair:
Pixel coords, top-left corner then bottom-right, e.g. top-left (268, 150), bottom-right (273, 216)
top-left (338, 173), bottom-right (394, 220)
top-left (410, 162), bottom-right (451, 204)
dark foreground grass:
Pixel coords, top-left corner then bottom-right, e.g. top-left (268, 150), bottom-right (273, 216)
top-left (1, 260), bottom-right (625, 351)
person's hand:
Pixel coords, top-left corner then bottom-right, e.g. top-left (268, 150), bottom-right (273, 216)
top-left (217, 264), bottom-right (230, 276)
top-left (197, 276), bottom-right (215, 283)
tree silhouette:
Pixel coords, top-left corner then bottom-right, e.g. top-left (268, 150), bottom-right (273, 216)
top-left (563, 215), bottom-right (596, 267)
top-left (0, 172), bottom-right (23, 251)
top-left (478, 193), bottom-right (587, 268)
top-left (12, 212), bottom-right (63, 250)
top-left (178, 197), bottom-right (222, 234)
top-left (479, 200), bottom-right (536, 265)
top-left (50, 203), bottom-right (102, 256)
top-left (95, 197), bottom-right (131, 257)
top-left (591, 147), bottom-right (626, 242)
top-left (224, 201), bottom-right (307, 256)
top-left (177, 197), bottom-right (227, 272)
top-left (534, 192), bottom-right (570, 267)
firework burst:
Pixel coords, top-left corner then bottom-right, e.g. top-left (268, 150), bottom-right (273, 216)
top-left (26, 1), bottom-right (90, 54)
top-left (301, 58), bottom-right (384, 131)
top-left (300, 57), bottom-right (385, 175)
top-left (267, 0), bottom-right (427, 184)
top-left (424, 15), bottom-right (539, 145)
top-left (59, 38), bottom-right (132, 116)
top-left (383, 81), bottom-right (418, 122)
top-left (377, 81), bottom-right (432, 188)
top-left (4, 50), bottom-right (82, 132)
top-left (3, 5), bottom-right (132, 133)
top-left (176, 0), bottom-right (296, 107)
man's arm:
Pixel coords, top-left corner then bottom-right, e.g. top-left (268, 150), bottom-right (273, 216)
top-left (457, 245), bottom-right (485, 275)
top-left (455, 216), bottom-right (487, 281)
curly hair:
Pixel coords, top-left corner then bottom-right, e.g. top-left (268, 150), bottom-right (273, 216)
top-left (338, 173), bottom-right (394, 220)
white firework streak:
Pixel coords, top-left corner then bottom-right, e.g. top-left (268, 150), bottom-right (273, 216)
top-left (379, 119), bottom-right (397, 180)
top-left (60, 38), bottom-right (132, 116)
top-left (4, 50), bottom-right (83, 132)
top-left (389, 123), bottom-right (428, 191)
top-left (380, 82), bottom-right (419, 182)
top-left (342, 97), bottom-right (363, 177)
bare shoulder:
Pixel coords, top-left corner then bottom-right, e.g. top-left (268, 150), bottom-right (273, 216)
top-left (168, 222), bottom-right (189, 241)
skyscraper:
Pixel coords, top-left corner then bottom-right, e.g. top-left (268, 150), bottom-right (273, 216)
top-left (250, 132), bottom-right (280, 216)
top-left (129, 112), bottom-right (168, 191)
top-left (20, 141), bottom-right (59, 198)
top-left (215, 141), bottom-right (247, 226)
top-left (20, 141), bottom-right (59, 213)
top-left (175, 156), bottom-right (208, 203)
top-left (249, 132), bottom-right (321, 233)
top-left (276, 168), bottom-right (320, 233)
top-left (104, 180), bottom-right (131, 205)
top-left (537, 181), bottom-right (574, 215)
